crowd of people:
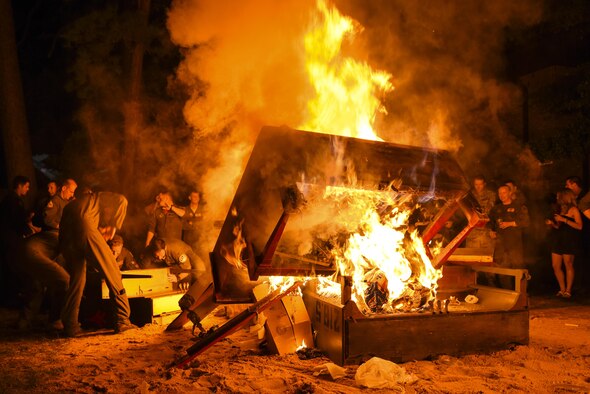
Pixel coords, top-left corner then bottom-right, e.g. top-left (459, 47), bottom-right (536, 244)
top-left (1, 172), bottom-right (589, 337)
top-left (466, 175), bottom-right (590, 297)
top-left (0, 176), bottom-right (207, 336)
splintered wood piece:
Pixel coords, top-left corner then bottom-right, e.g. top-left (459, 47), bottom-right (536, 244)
top-left (173, 281), bottom-right (302, 369)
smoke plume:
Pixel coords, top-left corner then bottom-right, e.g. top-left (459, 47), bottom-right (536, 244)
top-left (167, 0), bottom-right (544, 230)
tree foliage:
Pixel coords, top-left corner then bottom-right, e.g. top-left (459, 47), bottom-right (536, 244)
top-left (529, 69), bottom-right (590, 161)
top-left (59, 0), bottom-right (189, 195)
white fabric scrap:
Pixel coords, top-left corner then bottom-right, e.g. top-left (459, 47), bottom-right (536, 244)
top-left (313, 363), bottom-right (347, 380)
top-left (354, 357), bottom-right (417, 389)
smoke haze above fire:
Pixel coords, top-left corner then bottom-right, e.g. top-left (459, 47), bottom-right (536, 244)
top-left (167, 0), bottom-right (543, 224)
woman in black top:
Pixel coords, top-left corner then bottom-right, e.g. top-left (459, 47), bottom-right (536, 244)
top-left (545, 189), bottom-right (583, 298)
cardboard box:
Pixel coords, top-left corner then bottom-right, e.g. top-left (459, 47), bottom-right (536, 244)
top-left (253, 283), bottom-right (314, 354)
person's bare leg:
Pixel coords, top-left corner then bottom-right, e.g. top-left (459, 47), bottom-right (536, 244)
top-left (563, 254), bottom-right (575, 294)
top-left (551, 253), bottom-right (566, 293)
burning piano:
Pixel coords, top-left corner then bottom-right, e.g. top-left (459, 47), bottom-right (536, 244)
top-left (176, 125), bottom-right (529, 366)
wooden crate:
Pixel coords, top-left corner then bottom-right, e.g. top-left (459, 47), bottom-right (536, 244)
top-left (302, 266), bottom-right (529, 365)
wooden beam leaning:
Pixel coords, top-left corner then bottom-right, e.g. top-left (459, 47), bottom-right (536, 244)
top-left (173, 281), bottom-right (303, 369)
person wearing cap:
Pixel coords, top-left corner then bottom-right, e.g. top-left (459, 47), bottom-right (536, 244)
top-left (108, 235), bottom-right (140, 271)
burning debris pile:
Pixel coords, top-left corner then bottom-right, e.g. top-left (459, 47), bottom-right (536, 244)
top-left (164, 0), bottom-right (535, 367)
top-left (204, 0), bottom-right (478, 319)
top-left (276, 182), bottom-right (445, 315)
top-left (209, 125), bottom-right (473, 308)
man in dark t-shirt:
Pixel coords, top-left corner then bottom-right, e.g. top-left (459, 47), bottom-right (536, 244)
top-left (488, 185), bottom-right (530, 270)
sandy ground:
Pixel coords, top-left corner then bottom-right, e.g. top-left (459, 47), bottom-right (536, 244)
top-left (0, 294), bottom-right (589, 394)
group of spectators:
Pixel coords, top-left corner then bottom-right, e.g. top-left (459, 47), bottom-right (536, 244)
top-left (2, 172), bottom-right (589, 336)
top-left (139, 190), bottom-right (207, 290)
top-left (466, 175), bottom-right (590, 297)
top-left (0, 176), bottom-right (208, 336)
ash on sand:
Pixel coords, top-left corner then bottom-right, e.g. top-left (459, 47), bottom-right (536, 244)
top-left (1, 297), bottom-right (590, 393)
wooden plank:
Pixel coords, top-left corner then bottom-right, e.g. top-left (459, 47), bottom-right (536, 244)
top-left (174, 281), bottom-right (302, 368)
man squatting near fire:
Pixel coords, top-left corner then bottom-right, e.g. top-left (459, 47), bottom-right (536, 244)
top-left (59, 188), bottom-right (136, 336)
top-left (142, 237), bottom-right (208, 291)
top-left (13, 179), bottom-right (78, 330)
top-left (488, 185), bottom-right (530, 288)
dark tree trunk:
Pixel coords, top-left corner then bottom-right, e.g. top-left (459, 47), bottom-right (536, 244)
top-left (121, 0), bottom-right (150, 197)
top-left (0, 0), bottom-right (36, 196)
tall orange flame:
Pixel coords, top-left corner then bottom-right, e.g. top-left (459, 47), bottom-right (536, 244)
top-left (299, 0), bottom-right (393, 141)
top-left (264, 0), bottom-right (441, 314)
top-left (221, 207), bottom-right (247, 270)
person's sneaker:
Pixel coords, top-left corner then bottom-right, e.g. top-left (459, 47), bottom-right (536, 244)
top-left (562, 291), bottom-right (572, 298)
top-left (114, 322), bottom-right (138, 334)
